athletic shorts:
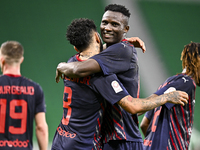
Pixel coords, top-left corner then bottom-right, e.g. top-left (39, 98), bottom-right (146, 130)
top-left (103, 140), bottom-right (143, 150)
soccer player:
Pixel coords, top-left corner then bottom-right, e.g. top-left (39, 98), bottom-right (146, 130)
top-left (55, 4), bottom-right (150, 150)
top-left (54, 17), bottom-right (188, 150)
top-left (140, 42), bottom-right (200, 150)
top-left (0, 41), bottom-right (48, 150)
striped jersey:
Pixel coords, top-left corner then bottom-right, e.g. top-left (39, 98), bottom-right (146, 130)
top-left (0, 74), bottom-right (46, 150)
top-left (143, 73), bottom-right (196, 150)
top-left (91, 39), bottom-right (143, 144)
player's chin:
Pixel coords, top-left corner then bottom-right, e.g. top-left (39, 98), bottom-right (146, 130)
top-left (102, 38), bottom-right (115, 45)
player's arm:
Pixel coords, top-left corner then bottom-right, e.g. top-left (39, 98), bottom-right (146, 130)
top-left (137, 94), bottom-right (158, 116)
top-left (103, 37), bottom-right (146, 52)
top-left (56, 59), bottom-right (101, 82)
top-left (140, 116), bottom-right (150, 136)
top-left (35, 112), bottom-right (48, 150)
top-left (126, 37), bottom-right (146, 53)
top-left (56, 37), bottom-right (145, 82)
top-left (117, 91), bottom-right (188, 115)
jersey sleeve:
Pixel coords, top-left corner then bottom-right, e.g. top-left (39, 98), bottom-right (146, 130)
top-left (35, 84), bottom-right (46, 114)
top-left (90, 74), bottom-right (129, 105)
top-left (154, 76), bottom-right (195, 110)
top-left (90, 43), bottom-right (133, 75)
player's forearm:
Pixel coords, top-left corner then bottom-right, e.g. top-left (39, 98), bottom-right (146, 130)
top-left (57, 62), bottom-right (81, 78)
top-left (57, 59), bottom-right (102, 78)
top-left (140, 116), bottom-right (150, 137)
top-left (141, 125), bottom-right (148, 137)
top-left (36, 123), bottom-right (48, 150)
top-left (118, 95), bottom-right (167, 114)
top-left (118, 92), bottom-right (187, 114)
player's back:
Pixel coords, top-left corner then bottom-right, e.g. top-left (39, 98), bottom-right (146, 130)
top-left (0, 74), bottom-right (45, 150)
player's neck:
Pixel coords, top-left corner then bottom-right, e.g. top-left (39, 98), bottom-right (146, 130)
top-left (79, 44), bottom-right (100, 60)
top-left (2, 65), bottom-right (21, 75)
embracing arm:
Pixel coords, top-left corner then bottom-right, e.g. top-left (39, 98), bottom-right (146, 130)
top-left (126, 37), bottom-right (146, 53)
top-left (117, 91), bottom-right (188, 115)
top-left (56, 59), bottom-right (101, 83)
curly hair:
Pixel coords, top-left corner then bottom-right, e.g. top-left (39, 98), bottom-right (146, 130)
top-left (105, 4), bottom-right (131, 18)
top-left (66, 18), bottom-right (97, 51)
top-left (0, 41), bottom-right (24, 64)
top-left (181, 42), bottom-right (200, 85)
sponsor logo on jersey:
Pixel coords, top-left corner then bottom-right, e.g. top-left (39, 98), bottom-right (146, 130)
top-left (164, 87), bottom-right (176, 94)
top-left (182, 77), bottom-right (189, 83)
top-left (57, 126), bottom-right (76, 139)
top-left (121, 43), bottom-right (126, 48)
top-left (0, 139), bottom-right (29, 148)
top-left (111, 81), bottom-right (123, 93)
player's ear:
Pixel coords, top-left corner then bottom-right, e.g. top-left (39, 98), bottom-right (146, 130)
top-left (0, 57), bottom-right (5, 65)
top-left (74, 46), bottom-right (80, 52)
top-left (0, 57), bottom-right (5, 73)
top-left (124, 25), bottom-right (129, 34)
top-left (95, 32), bottom-right (100, 44)
top-left (20, 56), bottom-right (24, 64)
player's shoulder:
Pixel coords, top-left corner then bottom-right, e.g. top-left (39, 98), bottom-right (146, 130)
top-left (105, 41), bottom-right (133, 56)
top-left (175, 74), bottom-right (194, 83)
top-left (167, 73), bottom-right (195, 90)
top-left (67, 54), bottom-right (78, 63)
top-left (111, 40), bottom-right (133, 49)
top-left (21, 76), bottom-right (43, 89)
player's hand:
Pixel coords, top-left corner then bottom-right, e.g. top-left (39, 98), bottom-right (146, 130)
top-left (167, 91), bottom-right (188, 106)
top-left (55, 69), bottom-right (64, 83)
top-left (126, 37), bottom-right (146, 53)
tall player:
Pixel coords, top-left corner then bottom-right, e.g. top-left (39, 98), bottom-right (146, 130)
top-left (55, 4), bottom-right (150, 150)
top-left (54, 17), bottom-right (188, 150)
top-left (0, 41), bottom-right (48, 150)
top-left (140, 42), bottom-right (200, 150)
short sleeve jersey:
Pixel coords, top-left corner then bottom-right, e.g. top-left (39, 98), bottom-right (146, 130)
top-left (91, 39), bottom-right (142, 143)
top-left (51, 54), bottom-right (129, 150)
top-left (143, 73), bottom-right (196, 150)
top-left (0, 74), bottom-right (46, 150)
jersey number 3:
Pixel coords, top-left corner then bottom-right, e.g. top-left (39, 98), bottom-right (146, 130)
top-left (0, 99), bottom-right (27, 134)
top-left (62, 87), bottom-right (72, 125)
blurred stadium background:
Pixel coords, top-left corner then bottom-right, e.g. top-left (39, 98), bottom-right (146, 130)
top-left (0, 0), bottom-right (200, 149)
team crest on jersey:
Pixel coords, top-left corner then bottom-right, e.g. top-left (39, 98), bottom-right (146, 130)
top-left (164, 87), bottom-right (176, 94)
top-left (111, 80), bottom-right (123, 93)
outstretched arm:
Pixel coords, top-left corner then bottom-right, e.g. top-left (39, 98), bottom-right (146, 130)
top-left (117, 91), bottom-right (188, 115)
top-left (55, 59), bottom-right (101, 83)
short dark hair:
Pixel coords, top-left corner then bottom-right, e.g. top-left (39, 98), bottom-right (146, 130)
top-left (105, 4), bottom-right (131, 18)
top-left (0, 41), bottom-right (24, 64)
top-left (66, 18), bottom-right (97, 51)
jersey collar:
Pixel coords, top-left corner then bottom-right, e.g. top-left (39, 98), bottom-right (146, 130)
top-left (4, 74), bottom-right (21, 77)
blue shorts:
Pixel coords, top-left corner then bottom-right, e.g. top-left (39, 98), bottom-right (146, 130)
top-left (103, 140), bottom-right (143, 150)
